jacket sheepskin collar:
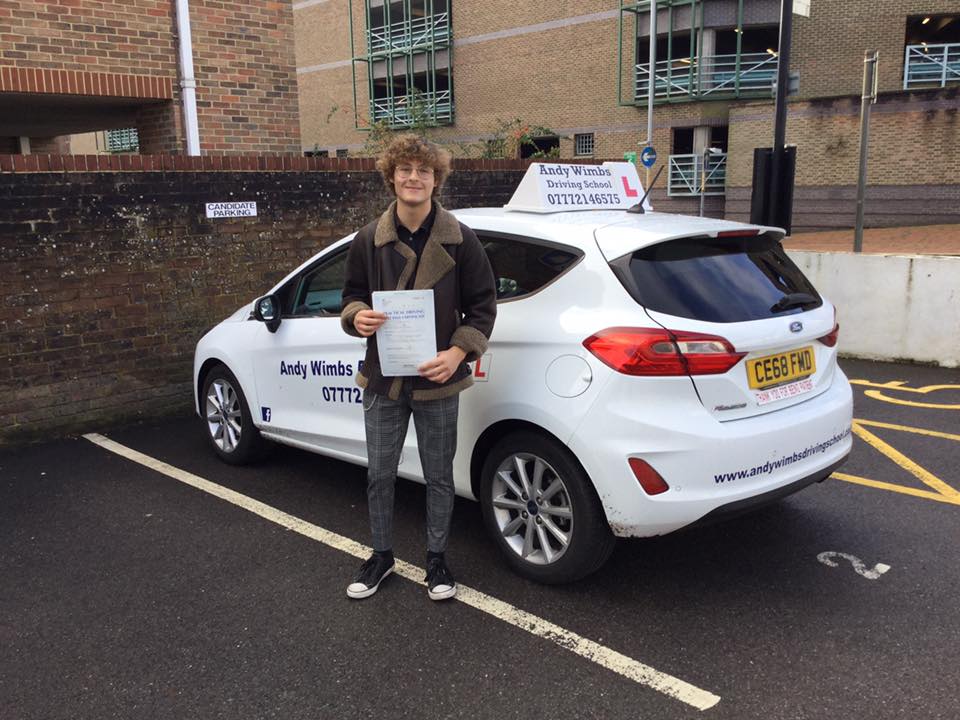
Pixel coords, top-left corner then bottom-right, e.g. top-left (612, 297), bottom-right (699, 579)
top-left (373, 200), bottom-right (462, 292)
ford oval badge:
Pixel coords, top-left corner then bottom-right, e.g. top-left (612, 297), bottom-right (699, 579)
top-left (790, 321), bottom-right (803, 333)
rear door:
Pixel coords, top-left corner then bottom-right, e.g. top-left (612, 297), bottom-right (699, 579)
top-left (597, 227), bottom-right (840, 421)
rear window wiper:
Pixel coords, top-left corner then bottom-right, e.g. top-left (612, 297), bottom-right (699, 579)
top-left (770, 292), bottom-right (818, 313)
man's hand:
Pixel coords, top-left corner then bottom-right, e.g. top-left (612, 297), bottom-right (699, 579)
top-left (354, 309), bottom-right (387, 337)
top-left (418, 347), bottom-right (467, 384)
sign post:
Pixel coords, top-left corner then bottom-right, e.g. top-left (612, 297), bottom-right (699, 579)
top-left (854, 50), bottom-right (879, 253)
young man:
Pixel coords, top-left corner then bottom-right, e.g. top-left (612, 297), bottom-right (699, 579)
top-left (340, 134), bottom-right (497, 601)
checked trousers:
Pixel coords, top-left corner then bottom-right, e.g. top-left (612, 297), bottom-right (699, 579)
top-left (363, 387), bottom-right (459, 554)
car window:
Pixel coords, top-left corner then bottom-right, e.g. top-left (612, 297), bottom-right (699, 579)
top-left (477, 233), bottom-right (582, 301)
top-left (287, 249), bottom-right (349, 316)
top-left (608, 233), bottom-right (822, 323)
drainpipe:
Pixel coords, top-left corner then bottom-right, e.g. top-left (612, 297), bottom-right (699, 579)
top-left (175, 0), bottom-right (201, 155)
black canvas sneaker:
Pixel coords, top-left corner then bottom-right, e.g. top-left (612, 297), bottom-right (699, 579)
top-left (425, 555), bottom-right (457, 601)
top-left (346, 552), bottom-right (395, 599)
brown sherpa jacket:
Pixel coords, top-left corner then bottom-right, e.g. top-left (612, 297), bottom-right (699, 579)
top-left (340, 201), bottom-right (497, 401)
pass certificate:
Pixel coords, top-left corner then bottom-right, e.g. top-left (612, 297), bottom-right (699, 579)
top-left (371, 289), bottom-right (437, 377)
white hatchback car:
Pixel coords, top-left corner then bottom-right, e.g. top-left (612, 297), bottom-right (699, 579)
top-left (193, 167), bottom-right (853, 583)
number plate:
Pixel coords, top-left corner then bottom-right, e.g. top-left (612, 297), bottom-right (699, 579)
top-left (746, 346), bottom-right (816, 390)
top-left (755, 378), bottom-right (814, 405)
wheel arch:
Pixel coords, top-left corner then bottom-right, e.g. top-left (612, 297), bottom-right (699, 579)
top-left (196, 357), bottom-right (230, 415)
top-left (469, 419), bottom-right (597, 507)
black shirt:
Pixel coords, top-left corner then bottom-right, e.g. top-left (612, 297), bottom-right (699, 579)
top-left (394, 203), bottom-right (436, 259)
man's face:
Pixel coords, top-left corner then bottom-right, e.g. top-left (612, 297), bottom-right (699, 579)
top-left (392, 159), bottom-right (436, 207)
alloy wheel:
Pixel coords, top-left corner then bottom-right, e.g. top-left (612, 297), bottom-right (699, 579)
top-left (491, 452), bottom-right (574, 565)
top-left (206, 377), bottom-right (242, 453)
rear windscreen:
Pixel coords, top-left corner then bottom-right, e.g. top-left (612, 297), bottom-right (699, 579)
top-left (608, 234), bottom-right (822, 323)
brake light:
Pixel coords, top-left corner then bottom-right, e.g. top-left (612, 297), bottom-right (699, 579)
top-left (629, 458), bottom-right (670, 495)
top-left (819, 309), bottom-right (840, 347)
top-left (583, 327), bottom-right (746, 376)
top-left (716, 229), bottom-right (761, 238)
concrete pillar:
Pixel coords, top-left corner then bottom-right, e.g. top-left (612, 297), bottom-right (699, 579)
top-left (699, 28), bottom-right (716, 92)
top-left (693, 125), bottom-right (711, 154)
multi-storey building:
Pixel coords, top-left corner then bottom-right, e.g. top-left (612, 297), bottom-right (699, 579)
top-left (0, 1), bottom-right (302, 155)
top-left (295, 1), bottom-right (960, 229)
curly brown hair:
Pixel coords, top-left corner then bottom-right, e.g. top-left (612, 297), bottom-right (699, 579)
top-left (376, 133), bottom-right (452, 198)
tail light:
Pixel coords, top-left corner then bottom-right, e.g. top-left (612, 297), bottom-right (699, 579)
top-left (819, 309), bottom-right (840, 347)
top-left (628, 458), bottom-right (670, 495)
top-left (583, 327), bottom-right (745, 376)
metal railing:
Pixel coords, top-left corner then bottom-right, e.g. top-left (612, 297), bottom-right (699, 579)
top-left (367, 12), bottom-right (450, 54)
top-left (635, 52), bottom-right (777, 101)
top-left (667, 153), bottom-right (727, 196)
top-left (106, 128), bottom-right (139, 153)
top-left (370, 89), bottom-right (453, 126)
top-left (903, 43), bottom-right (960, 89)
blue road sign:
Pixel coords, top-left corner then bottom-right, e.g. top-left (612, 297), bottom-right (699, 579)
top-left (640, 146), bottom-right (657, 168)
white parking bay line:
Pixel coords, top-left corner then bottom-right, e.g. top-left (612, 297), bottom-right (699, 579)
top-left (83, 432), bottom-right (721, 711)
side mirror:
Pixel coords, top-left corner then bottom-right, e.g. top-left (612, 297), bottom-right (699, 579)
top-left (254, 295), bottom-right (282, 333)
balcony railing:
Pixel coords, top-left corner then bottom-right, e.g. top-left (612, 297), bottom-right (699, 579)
top-left (903, 43), bottom-right (960, 89)
top-left (636, 53), bottom-right (777, 101)
top-left (367, 12), bottom-right (450, 54)
top-left (370, 90), bottom-right (453, 126)
top-left (668, 153), bottom-right (727, 196)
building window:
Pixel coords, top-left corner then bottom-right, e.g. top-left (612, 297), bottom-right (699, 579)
top-left (520, 135), bottom-right (559, 159)
top-left (106, 128), bottom-right (139, 153)
top-left (625, 0), bottom-right (779, 104)
top-left (668, 125), bottom-right (728, 197)
top-left (574, 133), bottom-right (595, 156)
top-left (336, 148), bottom-right (349, 158)
top-left (305, 149), bottom-right (329, 157)
top-left (361, 0), bottom-right (453, 128)
top-left (903, 15), bottom-right (960, 89)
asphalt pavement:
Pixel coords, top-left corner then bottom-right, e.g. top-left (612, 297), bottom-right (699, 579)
top-left (2, 357), bottom-right (958, 720)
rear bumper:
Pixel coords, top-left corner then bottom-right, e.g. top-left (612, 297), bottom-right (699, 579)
top-left (689, 454), bottom-right (848, 528)
top-left (568, 368), bottom-right (854, 537)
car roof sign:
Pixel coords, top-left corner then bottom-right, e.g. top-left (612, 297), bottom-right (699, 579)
top-left (504, 161), bottom-right (652, 214)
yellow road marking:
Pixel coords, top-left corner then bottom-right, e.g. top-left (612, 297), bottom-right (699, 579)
top-left (850, 421), bottom-right (960, 501)
top-left (855, 419), bottom-right (960, 443)
top-left (848, 379), bottom-right (960, 410)
top-left (833, 472), bottom-right (960, 506)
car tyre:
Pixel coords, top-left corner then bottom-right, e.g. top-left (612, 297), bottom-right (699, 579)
top-left (480, 431), bottom-right (615, 584)
top-left (201, 363), bottom-right (268, 465)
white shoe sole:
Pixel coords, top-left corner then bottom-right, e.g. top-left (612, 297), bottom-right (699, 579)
top-left (428, 583), bottom-right (456, 601)
top-left (346, 566), bottom-right (394, 599)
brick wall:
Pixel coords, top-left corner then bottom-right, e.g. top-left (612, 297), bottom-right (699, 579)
top-left (0, 157), bottom-right (533, 444)
top-left (790, 0), bottom-right (958, 100)
top-left (188, 1), bottom-right (301, 154)
top-left (1, 0), bottom-right (178, 74)
top-left (1, 1), bottom-right (301, 154)
top-left (726, 88), bottom-right (960, 188)
top-left (720, 87), bottom-right (960, 229)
